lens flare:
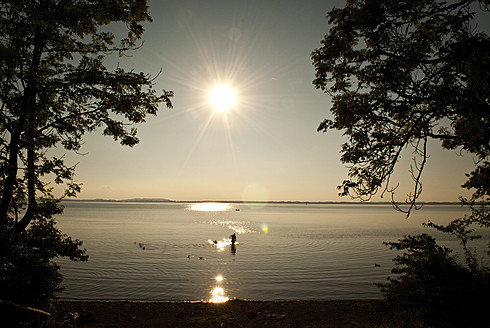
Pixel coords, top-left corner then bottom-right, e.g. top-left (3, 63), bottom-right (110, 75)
top-left (261, 223), bottom-right (269, 233)
top-left (242, 184), bottom-right (269, 208)
top-left (216, 275), bottom-right (224, 282)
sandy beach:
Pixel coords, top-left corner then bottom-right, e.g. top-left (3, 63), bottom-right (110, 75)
top-left (49, 299), bottom-right (387, 327)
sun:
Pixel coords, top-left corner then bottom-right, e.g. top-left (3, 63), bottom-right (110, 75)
top-left (208, 85), bottom-right (235, 111)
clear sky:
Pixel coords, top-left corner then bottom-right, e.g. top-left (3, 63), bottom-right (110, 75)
top-left (64, 0), bottom-right (482, 202)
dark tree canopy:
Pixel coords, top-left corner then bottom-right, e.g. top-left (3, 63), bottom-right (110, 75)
top-left (312, 0), bottom-right (489, 213)
top-left (0, 0), bottom-right (172, 313)
top-left (0, 0), bottom-right (173, 230)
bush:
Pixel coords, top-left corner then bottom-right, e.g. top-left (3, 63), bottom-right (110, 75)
top-left (378, 232), bottom-right (489, 327)
top-left (0, 201), bottom-right (87, 326)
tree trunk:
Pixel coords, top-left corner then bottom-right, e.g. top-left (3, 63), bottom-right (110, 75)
top-left (14, 144), bottom-right (37, 232)
top-left (0, 25), bottom-right (44, 227)
top-left (14, 90), bottom-right (38, 232)
top-left (0, 133), bottom-right (21, 226)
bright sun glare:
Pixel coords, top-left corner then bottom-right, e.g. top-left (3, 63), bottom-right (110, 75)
top-left (208, 85), bottom-right (235, 111)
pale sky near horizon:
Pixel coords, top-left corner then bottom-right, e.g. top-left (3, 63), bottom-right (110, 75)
top-left (62, 0), bottom-right (484, 203)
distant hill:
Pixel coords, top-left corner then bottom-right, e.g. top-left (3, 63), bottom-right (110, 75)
top-left (62, 198), bottom-right (174, 203)
top-left (122, 198), bottom-right (173, 203)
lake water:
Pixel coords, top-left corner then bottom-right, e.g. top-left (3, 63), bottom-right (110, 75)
top-left (56, 201), bottom-right (479, 301)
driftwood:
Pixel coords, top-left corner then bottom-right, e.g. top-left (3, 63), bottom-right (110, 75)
top-left (1, 299), bottom-right (53, 328)
top-left (0, 299), bottom-right (51, 316)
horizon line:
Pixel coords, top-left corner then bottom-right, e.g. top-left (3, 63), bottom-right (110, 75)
top-left (62, 198), bottom-right (464, 205)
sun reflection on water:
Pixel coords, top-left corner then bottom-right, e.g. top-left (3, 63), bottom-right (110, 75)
top-left (208, 238), bottom-right (237, 252)
top-left (189, 203), bottom-right (230, 212)
top-left (209, 287), bottom-right (229, 303)
top-left (211, 219), bottom-right (254, 234)
top-left (208, 274), bottom-right (229, 303)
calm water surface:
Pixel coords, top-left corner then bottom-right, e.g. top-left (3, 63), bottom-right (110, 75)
top-left (56, 202), bottom-right (477, 301)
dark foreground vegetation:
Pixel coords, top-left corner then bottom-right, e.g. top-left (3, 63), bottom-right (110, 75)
top-left (0, 0), bottom-right (172, 325)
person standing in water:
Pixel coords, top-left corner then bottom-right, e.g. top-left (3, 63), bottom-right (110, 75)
top-left (230, 233), bottom-right (237, 255)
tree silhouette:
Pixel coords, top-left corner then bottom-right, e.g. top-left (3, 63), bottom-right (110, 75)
top-left (0, 0), bottom-right (172, 318)
top-left (312, 0), bottom-right (489, 215)
top-left (313, 1), bottom-right (489, 326)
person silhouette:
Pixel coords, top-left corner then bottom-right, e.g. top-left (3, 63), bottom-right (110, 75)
top-left (230, 233), bottom-right (237, 245)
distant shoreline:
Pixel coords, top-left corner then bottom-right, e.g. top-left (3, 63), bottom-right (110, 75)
top-left (61, 198), bottom-right (463, 206)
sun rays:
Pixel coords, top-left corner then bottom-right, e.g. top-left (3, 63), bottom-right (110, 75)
top-left (153, 21), bottom-right (280, 181)
top-left (168, 48), bottom-right (248, 171)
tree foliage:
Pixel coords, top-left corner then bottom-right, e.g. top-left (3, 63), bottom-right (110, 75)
top-left (0, 0), bottom-right (173, 317)
top-left (312, 1), bottom-right (490, 326)
top-left (311, 0), bottom-right (489, 214)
